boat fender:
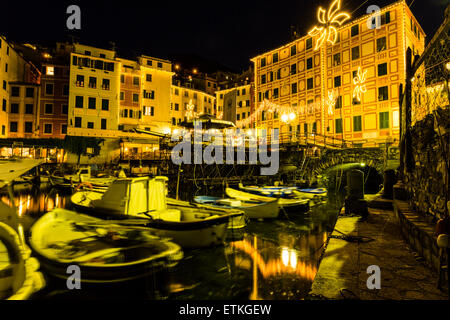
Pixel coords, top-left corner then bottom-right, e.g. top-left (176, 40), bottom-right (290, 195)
top-left (75, 182), bottom-right (94, 192)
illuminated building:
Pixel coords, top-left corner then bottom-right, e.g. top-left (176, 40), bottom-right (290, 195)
top-left (215, 83), bottom-right (253, 127)
top-left (68, 44), bottom-right (121, 138)
top-left (171, 84), bottom-right (216, 127)
top-left (7, 82), bottom-right (40, 138)
top-left (251, 0), bottom-right (425, 146)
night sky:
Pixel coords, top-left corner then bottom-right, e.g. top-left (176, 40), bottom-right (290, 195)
top-left (2, 0), bottom-right (447, 72)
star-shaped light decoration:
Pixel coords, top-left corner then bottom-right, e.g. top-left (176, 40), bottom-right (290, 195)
top-left (353, 67), bottom-right (367, 102)
top-left (326, 90), bottom-right (337, 115)
top-left (308, 0), bottom-right (351, 50)
top-left (185, 99), bottom-right (197, 120)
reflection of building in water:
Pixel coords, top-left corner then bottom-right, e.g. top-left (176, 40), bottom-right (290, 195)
top-left (0, 190), bottom-right (66, 216)
top-left (228, 231), bottom-right (326, 300)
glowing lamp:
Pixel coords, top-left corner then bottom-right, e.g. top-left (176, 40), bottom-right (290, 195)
top-left (281, 114), bottom-right (289, 123)
top-left (289, 113), bottom-right (296, 121)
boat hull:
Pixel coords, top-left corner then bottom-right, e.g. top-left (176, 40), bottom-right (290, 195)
top-left (29, 209), bottom-right (183, 284)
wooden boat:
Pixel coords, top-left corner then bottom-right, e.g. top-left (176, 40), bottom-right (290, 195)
top-left (64, 167), bottom-right (116, 188)
top-left (226, 187), bottom-right (310, 213)
top-left (70, 177), bottom-right (242, 249)
top-left (239, 183), bottom-right (327, 204)
top-left (29, 208), bottom-right (183, 284)
top-left (193, 196), bottom-right (279, 219)
top-left (0, 159), bottom-right (46, 299)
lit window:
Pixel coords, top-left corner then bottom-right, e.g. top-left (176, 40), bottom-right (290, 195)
top-left (46, 66), bottom-right (54, 76)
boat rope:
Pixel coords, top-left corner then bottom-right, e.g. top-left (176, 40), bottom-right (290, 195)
top-left (330, 229), bottom-right (375, 243)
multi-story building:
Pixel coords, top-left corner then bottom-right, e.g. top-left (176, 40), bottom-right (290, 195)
top-left (171, 84), bottom-right (216, 127)
top-left (251, 0), bottom-right (425, 146)
top-left (0, 36), bottom-right (40, 139)
top-left (68, 44), bottom-right (120, 137)
top-left (138, 55), bottom-right (174, 134)
top-left (39, 61), bottom-right (70, 139)
top-left (118, 58), bottom-right (142, 131)
top-left (7, 82), bottom-right (40, 138)
top-left (216, 83), bottom-right (253, 127)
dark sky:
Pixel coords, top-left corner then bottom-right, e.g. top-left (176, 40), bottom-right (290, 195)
top-left (2, 0), bottom-right (447, 72)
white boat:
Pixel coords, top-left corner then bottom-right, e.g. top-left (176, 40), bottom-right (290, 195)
top-left (64, 166), bottom-right (117, 188)
top-left (29, 208), bottom-right (183, 284)
top-left (226, 187), bottom-right (310, 213)
top-left (70, 177), bottom-right (242, 249)
top-left (239, 183), bottom-right (327, 204)
top-left (0, 159), bottom-right (46, 300)
top-left (193, 196), bottom-right (279, 219)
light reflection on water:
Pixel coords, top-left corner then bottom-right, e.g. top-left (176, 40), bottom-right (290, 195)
top-left (1, 184), bottom-right (340, 300)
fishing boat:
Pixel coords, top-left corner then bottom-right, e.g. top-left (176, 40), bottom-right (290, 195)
top-left (70, 177), bottom-right (242, 248)
top-left (239, 183), bottom-right (327, 204)
top-left (29, 208), bottom-right (183, 284)
top-left (0, 159), bottom-right (46, 300)
top-left (64, 166), bottom-right (116, 188)
top-left (226, 187), bottom-right (310, 213)
top-left (193, 196), bottom-right (279, 219)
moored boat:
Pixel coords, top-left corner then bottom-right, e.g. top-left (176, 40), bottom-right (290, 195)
top-left (70, 177), bottom-right (242, 248)
top-left (29, 208), bottom-right (183, 283)
top-left (193, 196), bottom-right (279, 219)
top-left (226, 187), bottom-right (310, 213)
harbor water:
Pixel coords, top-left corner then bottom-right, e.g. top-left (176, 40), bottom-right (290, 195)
top-left (1, 182), bottom-right (343, 300)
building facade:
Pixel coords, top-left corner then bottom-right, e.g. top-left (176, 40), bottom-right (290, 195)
top-left (216, 83), bottom-right (253, 126)
top-left (251, 0), bottom-right (425, 146)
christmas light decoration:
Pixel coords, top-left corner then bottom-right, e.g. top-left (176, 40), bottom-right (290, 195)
top-left (326, 90), bottom-right (337, 115)
top-left (353, 66), bottom-right (367, 102)
top-left (185, 99), bottom-right (197, 120)
top-left (308, 0), bottom-right (350, 50)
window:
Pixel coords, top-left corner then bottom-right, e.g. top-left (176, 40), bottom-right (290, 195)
top-left (2, 99), bottom-right (5, 111)
top-left (335, 96), bottom-right (342, 109)
top-left (101, 119), bottom-right (107, 130)
top-left (3, 81), bottom-right (6, 90)
top-left (10, 103), bottom-right (19, 113)
top-left (291, 63), bottom-right (297, 75)
top-left (237, 114), bottom-right (240, 121)
top-left (45, 83), bottom-right (54, 95)
top-left (44, 124), bottom-right (52, 134)
top-left (62, 105), bottom-right (68, 114)
top-left (261, 58), bottom-right (266, 67)
top-left (85, 51), bottom-right (91, 56)
top-left (45, 104), bottom-right (53, 114)
top-left (378, 63), bottom-right (388, 76)
top-left (123, 109), bottom-right (128, 118)
top-left (351, 46), bottom-right (360, 60)
top-left (157, 62), bottom-right (162, 68)
top-left (333, 53), bottom-right (341, 66)
top-left (63, 84), bottom-right (69, 96)
top-left (120, 92), bottom-right (124, 100)
top-left (291, 83), bottom-right (298, 94)
top-left (146, 74), bottom-right (152, 82)
top-left (242, 88), bottom-right (246, 95)
top-left (276, 69), bottom-right (281, 79)
top-left (377, 37), bottom-right (386, 52)
top-left (12, 87), bottom-right (20, 97)
top-left (133, 93), bottom-right (139, 102)
top-left (378, 86), bottom-right (389, 101)
top-left (353, 116), bottom-right (362, 132)
top-left (174, 103), bottom-right (179, 111)
top-left (379, 112), bottom-right (389, 129)
top-left (133, 77), bottom-right (139, 86)
top-left (307, 58), bottom-right (313, 70)
top-left (88, 77), bottom-right (97, 88)
top-left (351, 24), bottom-right (359, 37)
top-left (174, 88), bottom-right (179, 96)
top-left (25, 104), bottom-right (33, 114)
top-left (75, 96), bottom-right (83, 108)
top-left (87, 122), bottom-right (94, 129)
top-left (24, 122), bottom-right (33, 133)
top-left (312, 122), bottom-right (317, 134)
top-left (335, 119), bottom-right (343, 133)
top-left (273, 88), bottom-right (279, 99)
top-left (74, 117), bottom-right (82, 128)
top-left (102, 99), bottom-right (109, 111)
top-left (306, 38), bottom-right (313, 50)
top-left (147, 60), bottom-right (152, 66)
top-left (304, 123), bottom-right (308, 135)
top-left (121, 75), bottom-right (125, 83)
top-left (1, 126), bottom-right (4, 135)
top-left (46, 66), bottom-right (54, 76)
top-left (61, 124), bottom-right (67, 134)
top-left (10, 122), bottom-right (18, 133)
top-left (88, 97), bottom-right (96, 109)
top-left (261, 74), bottom-right (266, 84)
top-left (102, 79), bottom-right (110, 90)
top-left (381, 11), bottom-right (391, 25)
top-left (76, 75), bottom-right (84, 86)
top-left (334, 76), bottom-right (341, 87)
top-left (26, 87), bottom-right (34, 98)
top-left (290, 45), bottom-right (296, 56)
top-left (307, 78), bottom-right (314, 90)
top-left (273, 53), bottom-right (278, 63)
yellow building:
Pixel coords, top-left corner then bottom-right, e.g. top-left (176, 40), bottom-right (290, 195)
top-left (68, 44), bottom-right (121, 138)
top-left (251, 0), bottom-right (425, 147)
top-left (171, 84), bottom-right (216, 128)
top-left (215, 84), bottom-right (252, 127)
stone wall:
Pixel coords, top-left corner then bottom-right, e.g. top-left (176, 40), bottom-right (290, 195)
top-left (404, 107), bottom-right (449, 220)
